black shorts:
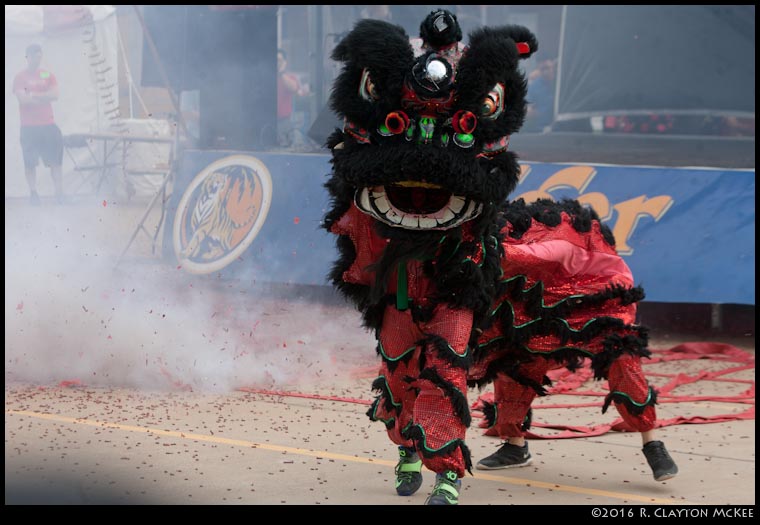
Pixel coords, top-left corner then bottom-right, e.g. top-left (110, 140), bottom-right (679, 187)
top-left (20, 124), bottom-right (63, 169)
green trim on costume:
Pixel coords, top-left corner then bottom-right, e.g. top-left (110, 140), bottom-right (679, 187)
top-left (378, 342), bottom-right (417, 362)
top-left (408, 424), bottom-right (465, 454)
top-left (487, 404), bottom-right (497, 429)
top-left (609, 388), bottom-right (654, 407)
top-left (368, 397), bottom-right (396, 425)
top-left (476, 336), bottom-right (599, 359)
top-left (498, 275), bottom-right (588, 310)
top-left (373, 375), bottom-right (403, 406)
top-left (440, 342), bottom-right (470, 358)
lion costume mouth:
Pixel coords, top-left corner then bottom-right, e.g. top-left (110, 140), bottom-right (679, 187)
top-left (355, 181), bottom-right (483, 230)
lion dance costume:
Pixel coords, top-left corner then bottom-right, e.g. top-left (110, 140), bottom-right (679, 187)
top-left (323, 9), bottom-right (677, 505)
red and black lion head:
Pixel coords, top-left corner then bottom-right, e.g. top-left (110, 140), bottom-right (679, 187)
top-left (324, 9), bottom-right (537, 234)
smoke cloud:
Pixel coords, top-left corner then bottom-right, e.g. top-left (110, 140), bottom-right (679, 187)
top-left (5, 199), bottom-right (376, 393)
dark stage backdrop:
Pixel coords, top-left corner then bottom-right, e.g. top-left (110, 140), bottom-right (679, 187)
top-left (141, 5), bottom-right (278, 150)
top-left (557, 5), bottom-right (755, 119)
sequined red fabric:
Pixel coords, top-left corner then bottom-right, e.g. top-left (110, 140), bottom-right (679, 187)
top-left (330, 203), bottom-right (384, 286)
top-left (474, 213), bottom-right (657, 436)
top-left (336, 205), bottom-right (658, 473)
top-left (373, 304), bottom-right (472, 476)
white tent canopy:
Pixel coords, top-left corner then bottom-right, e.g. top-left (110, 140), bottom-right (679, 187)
top-left (4, 5), bottom-right (120, 198)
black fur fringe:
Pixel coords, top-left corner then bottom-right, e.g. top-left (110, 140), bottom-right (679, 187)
top-left (602, 386), bottom-right (658, 416)
top-left (418, 367), bottom-right (472, 427)
top-left (404, 425), bottom-right (474, 475)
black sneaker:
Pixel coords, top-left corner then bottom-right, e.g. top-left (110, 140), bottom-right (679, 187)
top-left (394, 446), bottom-right (423, 496)
top-left (642, 440), bottom-right (678, 481)
top-left (425, 470), bottom-right (461, 505)
top-left (476, 442), bottom-right (532, 470)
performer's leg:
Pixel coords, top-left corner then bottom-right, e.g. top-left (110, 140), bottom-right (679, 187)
top-left (409, 305), bottom-right (473, 479)
top-left (606, 353), bottom-right (678, 481)
top-left (367, 307), bottom-right (425, 496)
top-left (374, 356), bottom-right (420, 448)
top-left (412, 352), bottom-right (470, 476)
top-left (414, 351), bottom-right (469, 505)
top-left (368, 307), bottom-right (422, 448)
top-left (476, 357), bottom-right (550, 470)
top-left (606, 353), bottom-right (657, 432)
top-left (409, 305), bottom-right (473, 505)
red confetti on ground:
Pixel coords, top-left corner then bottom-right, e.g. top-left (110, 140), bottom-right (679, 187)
top-left (238, 343), bottom-right (754, 440)
top-left (293, 217), bottom-right (300, 225)
top-left (238, 387), bottom-right (371, 406)
top-left (471, 342), bottom-right (755, 439)
top-left (58, 380), bottom-right (83, 388)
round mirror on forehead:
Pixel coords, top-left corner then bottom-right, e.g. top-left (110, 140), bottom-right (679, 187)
top-left (425, 58), bottom-right (448, 82)
top-left (411, 52), bottom-right (453, 96)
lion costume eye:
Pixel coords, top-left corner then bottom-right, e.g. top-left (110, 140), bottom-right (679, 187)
top-left (480, 83), bottom-right (505, 119)
top-left (359, 69), bottom-right (380, 101)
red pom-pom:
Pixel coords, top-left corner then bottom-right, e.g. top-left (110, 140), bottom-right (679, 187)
top-left (385, 111), bottom-right (410, 134)
top-left (452, 110), bottom-right (477, 134)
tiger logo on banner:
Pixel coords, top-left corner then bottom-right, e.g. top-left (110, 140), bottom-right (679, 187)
top-left (173, 155), bottom-right (272, 274)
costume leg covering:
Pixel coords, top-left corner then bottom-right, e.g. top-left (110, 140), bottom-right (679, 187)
top-left (606, 353), bottom-right (657, 432)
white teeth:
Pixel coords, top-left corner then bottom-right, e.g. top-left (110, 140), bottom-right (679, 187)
top-left (437, 208), bottom-right (455, 224)
top-left (466, 201), bottom-right (483, 220)
top-left (400, 215), bottom-right (420, 228)
top-left (448, 196), bottom-right (465, 213)
top-left (372, 193), bottom-right (391, 213)
top-left (385, 208), bottom-right (403, 224)
top-left (418, 217), bottom-right (438, 229)
top-left (358, 187), bottom-right (372, 212)
top-left (356, 187), bottom-right (480, 230)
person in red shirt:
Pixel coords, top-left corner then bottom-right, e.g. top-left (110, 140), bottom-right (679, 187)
top-left (12, 44), bottom-right (65, 205)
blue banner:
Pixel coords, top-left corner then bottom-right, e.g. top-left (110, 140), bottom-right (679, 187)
top-left (165, 151), bottom-right (755, 305)
top-left (511, 163), bottom-right (755, 305)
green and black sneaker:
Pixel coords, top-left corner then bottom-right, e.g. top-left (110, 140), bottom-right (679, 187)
top-left (395, 446), bottom-right (423, 496)
top-left (425, 470), bottom-right (461, 505)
